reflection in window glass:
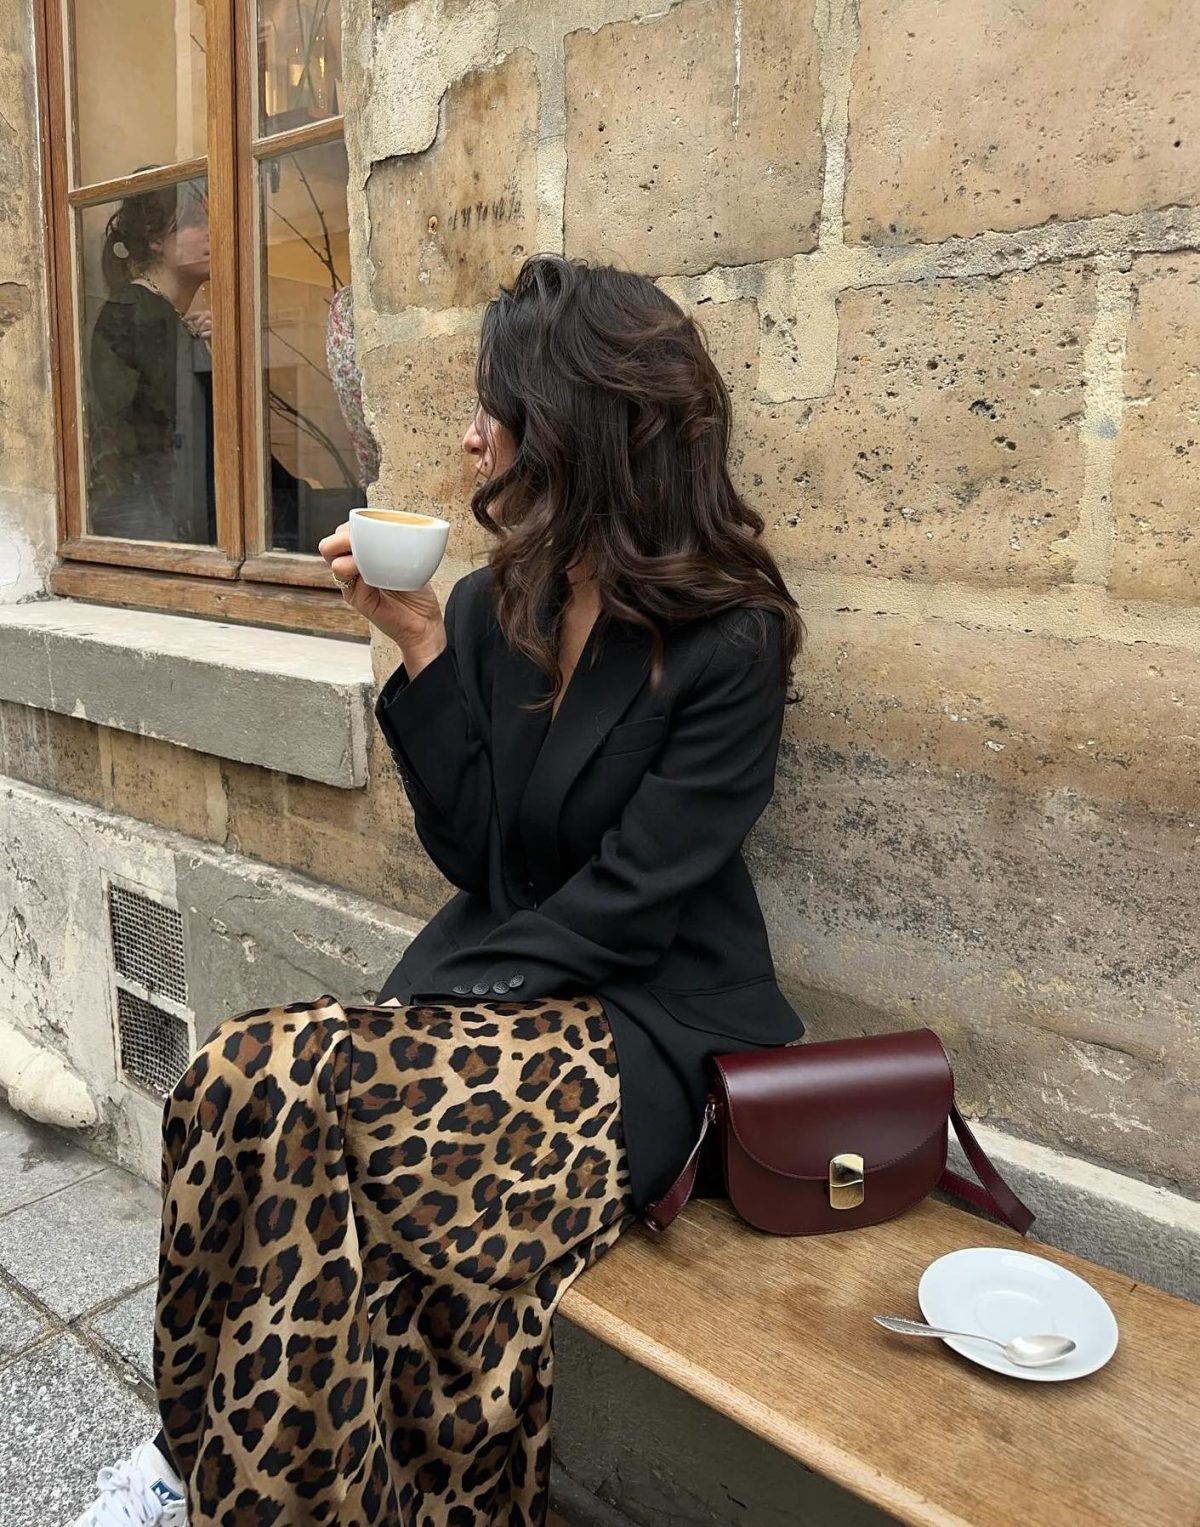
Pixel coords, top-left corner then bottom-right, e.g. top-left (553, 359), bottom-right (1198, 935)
top-left (258, 0), bottom-right (343, 137)
top-left (71, 0), bottom-right (207, 188)
top-left (259, 140), bottom-right (360, 554)
top-left (80, 178), bottom-right (216, 545)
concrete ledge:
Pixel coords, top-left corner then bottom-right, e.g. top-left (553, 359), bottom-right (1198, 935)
top-left (950, 1119), bottom-right (1200, 1301)
top-left (0, 599), bottom-right (373, 786)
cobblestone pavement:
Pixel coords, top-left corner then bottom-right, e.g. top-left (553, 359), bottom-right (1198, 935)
top-left (0, 1101), bottom-right (159, 1526)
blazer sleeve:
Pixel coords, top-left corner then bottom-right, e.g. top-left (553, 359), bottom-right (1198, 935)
top-left (413, 613), bottom-right (787, 998)
top-left (374, 580), bottom-right (493, 895)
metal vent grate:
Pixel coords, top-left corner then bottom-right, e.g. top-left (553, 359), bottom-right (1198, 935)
top-left (116, 988), bottom-right (191, 1098)
top-left (109, 884), bottom-right (187, 1003)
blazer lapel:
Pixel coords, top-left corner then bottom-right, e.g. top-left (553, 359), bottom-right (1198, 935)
top-left (518, 618), bottom-right (653, 887)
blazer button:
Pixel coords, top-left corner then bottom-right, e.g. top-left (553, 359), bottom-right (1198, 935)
top-left (471, 981), bottom-right (490, 997)
top-left (507, 973), bottom-right (525, 989)
top-left (452, 984), bottom-right (470, 996)
top-left (491, 980), bottom-right (510, 995)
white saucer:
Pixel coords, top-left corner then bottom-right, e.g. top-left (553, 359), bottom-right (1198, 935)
top-left (918, 1247), bottom-right (1119, 1382)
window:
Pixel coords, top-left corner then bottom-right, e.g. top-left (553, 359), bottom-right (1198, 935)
top-left (36, 0), bottom-right (367, 636)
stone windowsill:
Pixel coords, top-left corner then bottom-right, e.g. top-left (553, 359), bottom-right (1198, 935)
top-left (0, 599), bottom-right (373, 788)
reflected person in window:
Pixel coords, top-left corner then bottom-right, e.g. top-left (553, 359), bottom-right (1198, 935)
top-left (87, 179), bottom-right (301, 547)
top-left (87, 180), bottom-right (217, 543)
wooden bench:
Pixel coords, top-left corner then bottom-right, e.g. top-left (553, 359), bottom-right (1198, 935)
top-left (560, 1197), bottom-right (1200, 1527)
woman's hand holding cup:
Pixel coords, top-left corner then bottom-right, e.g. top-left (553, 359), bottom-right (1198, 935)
top-left (319, 521), bottom-right (448, 678)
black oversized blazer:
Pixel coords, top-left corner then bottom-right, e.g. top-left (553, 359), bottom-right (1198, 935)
top-left (375, 568), bottom-right (803, 1207)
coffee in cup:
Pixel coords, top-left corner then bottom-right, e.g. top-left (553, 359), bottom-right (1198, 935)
top-left (348, 507), bottom-right (450, 591)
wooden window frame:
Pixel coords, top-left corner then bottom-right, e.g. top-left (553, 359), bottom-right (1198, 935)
top-left (34, 0), bottom-right (364, 639)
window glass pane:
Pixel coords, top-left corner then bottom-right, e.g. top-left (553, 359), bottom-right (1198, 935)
top-left (79, 178), bottom-right (217, 545)
top-left (259, 139), bottom-right (360, 555)
top-left (71, 0), bottom-right (207, 187)
top-left (258, 0), bottom-right (343, 138)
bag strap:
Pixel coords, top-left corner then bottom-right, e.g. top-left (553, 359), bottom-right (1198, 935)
top-left (644, 1097), bottom-right (1035, 1235)
top-left (643, 1097), bottom-right (715, 1233)
top-left (942, 1102), bottom-right (1034, 1234)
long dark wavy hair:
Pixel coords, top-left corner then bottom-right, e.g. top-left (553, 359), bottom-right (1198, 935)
top-left (472, 255), bottom-right (802, 693)
top-left (101, 176), bottom-right (208, 295)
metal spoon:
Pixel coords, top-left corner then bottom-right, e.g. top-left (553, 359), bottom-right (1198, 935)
top-left (874, 1315), bottom-right (1076, 1367)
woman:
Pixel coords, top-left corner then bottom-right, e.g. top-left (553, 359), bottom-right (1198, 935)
top-left (87, 178), bottom-right (299, 547)
top-left (87, 178), bottom-right (216, 543)
top-left (74, 255), bottom-right (803, 1527)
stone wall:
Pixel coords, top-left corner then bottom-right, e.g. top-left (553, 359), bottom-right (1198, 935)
top-left (0, 775), bottom-right (420, 1182)
top-left (345, 0), bottom-right (1200, 1201)
top-left (0, 693), bottom-right (450, 926)
top-left (0, 0), bottom-right (1196, 1209)
top-left (0, 4), bottom-right (1196, 1515)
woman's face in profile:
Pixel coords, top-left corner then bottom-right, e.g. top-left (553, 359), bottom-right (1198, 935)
top-left (463, 404), bottom-right (516, 522)
top-left (160, 213), bottom-right (211, 284)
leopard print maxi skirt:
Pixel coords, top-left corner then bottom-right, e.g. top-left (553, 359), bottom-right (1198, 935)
top-left (156, 994), bottom-right (633, 1526)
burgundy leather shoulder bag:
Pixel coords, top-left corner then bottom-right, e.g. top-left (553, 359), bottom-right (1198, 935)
top-left (644, 1028), bottom-right (1034, 1237)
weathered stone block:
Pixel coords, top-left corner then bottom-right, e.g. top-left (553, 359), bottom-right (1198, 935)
top-left (1110, 255), bottom-right (1200, 603)
top-left (103, 731), bottom-right (221, 844)
top-left (789, 608), bottom-right (1200, 821)
top-left (218, 758), bottom-right (288, 820)
top-left (0, 703), bottom-right (48, 790)
top-left (364, 331), bottom-right (494, 559)
top-left (754, 730), bottom-right (1200, 1191)
top-left (176, 848), bottom-right (418, 1033)
top-left (703, 268), bottom-right (1093, 586)
top-left (361, 747), bottom-right (455, 920)
top-left (367, 50), bottom-right (539, 312)
top-left (218, 726), bottom-right (444, 917)
top-left (1, 705), bottom-right (104, 805)
top-left (42, 713), bottom-right (106, 806)
top-left (757, 606), bottom-right (1200, 1193)
top-left (565, 0), bottom-right (823, 275)
top-left (250, 811), bottom-right (382, 905)
top-left (282, 771), bottom-right (371, 833)
top-left (846, 0), bottom-right (1200, 245)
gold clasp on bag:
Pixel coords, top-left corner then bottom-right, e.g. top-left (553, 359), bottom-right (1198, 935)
top-left (829, 1152), bottom-right (865, 1209)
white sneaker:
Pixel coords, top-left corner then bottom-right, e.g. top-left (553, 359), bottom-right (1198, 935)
top-left (70, 1438), bottom-right (187, 1526)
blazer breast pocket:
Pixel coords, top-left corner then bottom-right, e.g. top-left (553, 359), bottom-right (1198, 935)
top-left (648, 977), bottom-right (803, 1047)
top-left (593, 716), bottom-right (668, 759)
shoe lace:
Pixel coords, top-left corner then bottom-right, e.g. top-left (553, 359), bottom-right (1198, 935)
top-left (87, 1458), bottom-right (186, 1526)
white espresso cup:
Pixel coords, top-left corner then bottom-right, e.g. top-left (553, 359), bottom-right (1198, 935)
top-left (348, 507), bottom-right (450, 591)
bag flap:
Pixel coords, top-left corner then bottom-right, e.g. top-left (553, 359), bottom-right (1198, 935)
top-left (713, 1028), bottom-right (953, 1181)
